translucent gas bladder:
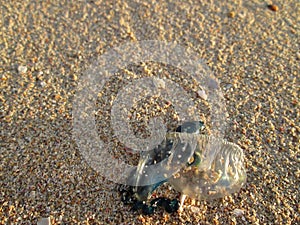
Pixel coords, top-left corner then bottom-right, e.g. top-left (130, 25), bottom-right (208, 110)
top-left (169, 134), bottom-right (247, 200)
top-left (132, 122), bottom-right (247, 203)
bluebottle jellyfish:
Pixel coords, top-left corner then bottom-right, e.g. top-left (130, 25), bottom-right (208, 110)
top-left (120, 121), bottom-right (247, 214)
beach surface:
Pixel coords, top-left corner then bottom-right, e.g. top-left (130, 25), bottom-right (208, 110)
top-left (1, 0), bottom-right (299, 224)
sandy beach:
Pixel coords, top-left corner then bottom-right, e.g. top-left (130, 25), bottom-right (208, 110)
top-left (1, 0), bottom-right (299, 224)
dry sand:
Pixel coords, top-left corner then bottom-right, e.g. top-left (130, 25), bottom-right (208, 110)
top-left (1, 0), bottom-right (299, 224)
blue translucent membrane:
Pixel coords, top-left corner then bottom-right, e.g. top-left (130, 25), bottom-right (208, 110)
top-left (132, 127), bottom-right (246, 201)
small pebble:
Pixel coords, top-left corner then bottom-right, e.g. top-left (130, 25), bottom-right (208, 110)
top-left (228, 11), bottom-right (235, 18)
top-left (18, 65), bottom-right (27, 73)
top-left (267, 4), bottom-right (279, 11)
top-left (197, 90), bottom-right (207, 100)
top-left (232, 209), bottom-right (245, 217)
top-left (40, 81), bottom-right (47, 87)
top-left (37, 217), bottom-right (51, 225)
